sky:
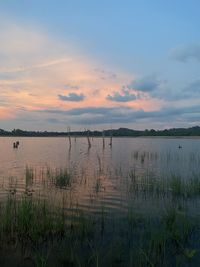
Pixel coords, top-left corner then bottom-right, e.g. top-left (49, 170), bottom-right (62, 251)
top-left (0, 0), bottom-right (200, 131)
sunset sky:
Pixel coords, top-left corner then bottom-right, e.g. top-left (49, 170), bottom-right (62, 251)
top-left (0, 0), bottom-right (200, 131)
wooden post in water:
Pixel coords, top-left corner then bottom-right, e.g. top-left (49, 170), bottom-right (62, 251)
top-left (87, 130), bottom-right (91, 148)
top-left (67, 126), bottom-right (71, 148)
top-left (102, 130), bottom-right (105, 149)
top-left (109, 130), bottom-right (113, 147)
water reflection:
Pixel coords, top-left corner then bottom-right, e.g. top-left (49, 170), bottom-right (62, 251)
top-left (1, 136), bottom-right (200, 266)
top-left (0, 136), bottom-right (200, 216)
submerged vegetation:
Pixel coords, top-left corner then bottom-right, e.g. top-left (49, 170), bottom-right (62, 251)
top-left (128, 170), bottom-right (200, 198)
top-left (25, 165), bottom-right (34, 185)
top-left (0, 182), bottom-right (200, 266)
top-left (48, 168), bottom-right (73, 188)
top-left (1, 148), bottom-right (200, 266)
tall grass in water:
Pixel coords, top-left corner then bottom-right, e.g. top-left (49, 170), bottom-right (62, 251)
top-left (127, 169), bottom-right (200, 199)
top-left (25, 165), bottom-right (34, 185)
top-left (0, 194), bottom-right (65, 244)
top-left (169, 175), bottom-right (200, 198)
top-left (42, 167), bottom-right (73, 188)
top-left (53, 168), bottom-right (72, 188)
top-left (1, 159), bottom-right (200, 266)
top-left (126, 204), bottom-right (198, 267)
top-left (95, 178), bottom-right (102, 193)
top-left (97, 153), bottom-right (102, 173)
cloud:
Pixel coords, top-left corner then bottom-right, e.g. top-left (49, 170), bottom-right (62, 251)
top-left (37, 106), bottom-right (131, 116)
top-left (46, 118), bottom-right (61, 124)
top-left (171, 44), bottom-right (200, 62)
top-left (0, 17), bottom-right (131, 120)
top-left (185, 79), bottom-right (200, 93)
top-left (64, 84), bottom-right (80, 90)
top-left (0, 58), bottom-right (71, 74)
top-left (0, 22), bottom-right (46, 59)
top-left (0, 17), bottom-right (132, 125)
top-left (58, 93), bottom-right (85, 101)
top-left (67, 106), bottom-right (132, 116)
top-left (162, 79), bottom-right (200, 101)
top-left (94, 68), bottom-right (117, 80)
top-left (128, 75), bottom-right (162, 92)
top-left (126, 75), bottom-right (200, 102)
top-left (107, 89), bottom-right (137, 102)
top-left (0, 107), bottom-right (15, 119)
top-left (36, 104), bottom-right (200, 125)
top-left (5, 17), bottom-right (198, 130)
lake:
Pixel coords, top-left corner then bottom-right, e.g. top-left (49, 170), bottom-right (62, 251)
top-left (0, 136), bottom-right (200, 266)
top-left (1, 136), bottom-right (200, 212)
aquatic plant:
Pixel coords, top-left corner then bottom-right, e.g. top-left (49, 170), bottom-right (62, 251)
top-left (95, 178), bottom-right (102, 194)
top-left (53, 168), bottom-right (73, 188)
top-left (25, 165), bottom-right (34, 185)
top-left (0, 194), bottom-right (65, 245)
top-left (1, 149), bottom-right (200, 266)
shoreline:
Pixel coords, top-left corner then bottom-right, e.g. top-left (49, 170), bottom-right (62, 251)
top-left (0, 135), bottom-right (200, 139)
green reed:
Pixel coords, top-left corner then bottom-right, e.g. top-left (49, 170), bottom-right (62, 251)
top-left (25, 165), bottom-right (34, 185)
top-left (1, 159), bottom-right (200, 266)
top-left (127, 169), bottom-right (200, 199)
top-left (42, 167), bottom-right (73, 188)
top-left (0, 194), bottom-right (65, 244)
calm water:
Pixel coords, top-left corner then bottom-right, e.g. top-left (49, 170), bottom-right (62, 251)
top-left (1, 136), bottom-right (200, 176)
top-left (1, 136), bottom-right (200, 266)
top-left (1, 136), bottom-right (200, 216)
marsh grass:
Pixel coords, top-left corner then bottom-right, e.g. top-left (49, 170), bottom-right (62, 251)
top-left (25, 166), bottom-right (34, 185)
top-left (40, 167), bottom-right (74, 188)
top-left (0, 195), bottom-right (65, 245)
top-left (97, 153), bottom-right (102, 173)
top-left (125, 205), bottom-right (199, 267)
top-left (1, 158), bottom-right (200, 266)
top-left (95, 178), bottom-right (102, 193)
top-left (127, 169), bottom-right (200, 199)
top-left (53, 168), bottom-right (72, 188)
top-left (0, 189), bottom-right (200, 266)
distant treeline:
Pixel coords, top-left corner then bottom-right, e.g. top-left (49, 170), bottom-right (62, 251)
top-left (0, 126), bottom-right (200, 137)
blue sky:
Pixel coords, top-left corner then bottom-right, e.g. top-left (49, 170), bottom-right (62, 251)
top-left (0, 1), bottom-right (199, 131)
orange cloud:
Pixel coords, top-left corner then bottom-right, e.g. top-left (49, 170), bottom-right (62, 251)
top-left (0, 107), bottom-right (16, 119)
top-left (0, 18), bottom-right (163, 128)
